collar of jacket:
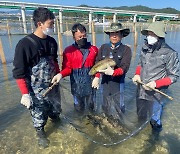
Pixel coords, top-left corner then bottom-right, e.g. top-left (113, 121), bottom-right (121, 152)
top-left (109, 41), bottom-right (122, 49)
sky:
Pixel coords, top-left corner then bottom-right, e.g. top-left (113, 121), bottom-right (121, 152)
top-left (2, 0), bottom-right (180, 11)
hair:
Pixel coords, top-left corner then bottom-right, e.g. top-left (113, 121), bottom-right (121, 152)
top-left (71, 23), bottom-right (86, 36)
top-left (33, 7), bottom-right (55, 28)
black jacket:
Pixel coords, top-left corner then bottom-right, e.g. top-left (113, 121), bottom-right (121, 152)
top-left (13, 33), bottom-right (58, 79)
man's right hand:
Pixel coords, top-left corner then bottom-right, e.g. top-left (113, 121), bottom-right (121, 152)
top-left (92, 77), bottom-right (100, 89)
top-left (21, 94), bottom-right (31, 109)
top-left (132, 75), bottom-right (141, 85)
top-left (51, 73), bottom-right (62, 84)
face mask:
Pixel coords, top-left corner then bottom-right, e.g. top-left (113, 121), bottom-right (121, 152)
top-left (42, 28), bottom-right (54, 35)
top-left (76, 38), bottom-right (87, 48)
top-left (147, 35), bottom-right (158, 45)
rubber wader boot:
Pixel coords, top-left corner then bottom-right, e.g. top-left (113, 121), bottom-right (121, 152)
top-left (150, 119), bottom-right (162, 132)
top-left (36, 127), bottom-right (50, 148)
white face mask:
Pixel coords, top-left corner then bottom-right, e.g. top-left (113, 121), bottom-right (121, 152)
top-left (147, 35), bottom-right (158, 45)
top-left (42, 28), bottom-right (54, 35)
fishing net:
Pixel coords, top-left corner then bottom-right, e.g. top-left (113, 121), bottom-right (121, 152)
top-left (59, 78), bottom-right (161, 146)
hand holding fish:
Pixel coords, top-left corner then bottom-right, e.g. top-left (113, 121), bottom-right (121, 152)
top-left (99, 64), bottom-right (114, 76)
top-left (92, 77), bottom-right (100, 89)
top-left (89, 58), bottom-right (116, 75)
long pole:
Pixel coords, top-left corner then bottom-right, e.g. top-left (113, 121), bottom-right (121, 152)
top-left (91, 21), bottom-right (96, 46)
top-left (56, 18), bottom-right (63, 70)
top-left (137, 80), bottom-right (173, 101)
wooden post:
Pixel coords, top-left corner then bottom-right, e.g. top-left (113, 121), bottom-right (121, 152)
top-left (8, 33), bottom-right (12, 49)
top-left (6, 20), bottom-right (11, 35)
top-left (91, 21), bottom-right (96, 46)
top-left (132, 22), bottom-right (136, 33)
top-left (66, 22), bottom-right (69, 32)
top-left (132, 24), bottom-right (138, 62)
top-left (30, 17), bottom-right (34, 33)
top-left (56, 18), bottom-right (63, 70)
top-left (0, 37), bottom-right (6, 64)
top-left (134, 27), bottom-right (138, 46)
top-left (2, 64), bottom-right (8, 81)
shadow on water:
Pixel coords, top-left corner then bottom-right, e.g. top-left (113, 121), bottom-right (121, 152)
top-left (163, 133), bottom-right (180, 154)
top-left (82, 139), bottom-right (121, 154)
top-left (139, 130), bottom-right (161, 154)
top-left (0, 104), bottom-right (25, 133)
top-left (140, 130), bottom-right (180, 154)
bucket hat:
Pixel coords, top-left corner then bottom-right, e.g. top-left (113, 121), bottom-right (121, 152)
top-left (141, 22), bottom-right (166, 38)
top-left (104, 22), bottom-right (130, 37)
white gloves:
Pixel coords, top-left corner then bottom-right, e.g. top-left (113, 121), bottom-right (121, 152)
top-left (51, 73), bottom-right (62, 84)
top-left (92, 77), bottom-right (100, 89)
top-left (143, 81), bottom-right (156, 91)
top-left (21, 94), bottom-right (31, 109)
top-left (132, 75), bottom-right (141, 85)
top-left (132, 75), bottom-right (156, 91)
top-left (99, 65), bottom-right (114, 76)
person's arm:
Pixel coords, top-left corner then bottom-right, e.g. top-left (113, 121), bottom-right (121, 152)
top-left (51, 46), bottom-right (73, 84)
top-left (13, 40), bottom-right (29, 94)
top-left (13, 39), bottom-right (31, 108)
top-left (60, 49), bottom-right (72, 77)
top-left (156, 51), bottom-right (179, 88)
top-left (112, 46), bottom-right (132, 76)
top-left (132, 51), bottom-right (142, 84)
top-left (134, 65), bottom-right (142, 75)
top-left (16, 79), bottom-right (29, 94)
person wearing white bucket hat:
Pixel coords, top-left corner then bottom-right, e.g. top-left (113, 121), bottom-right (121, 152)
top-left (132, 22), bottom-right (179, 131)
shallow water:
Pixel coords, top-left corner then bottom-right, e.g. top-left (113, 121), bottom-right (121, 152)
top-left (0, 30), bottom-right (180, 153)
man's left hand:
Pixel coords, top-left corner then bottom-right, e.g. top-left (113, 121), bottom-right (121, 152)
top-left (143, 81), bottom-right (156, 91)
top-left (99, 65), bottom-right (114, 76)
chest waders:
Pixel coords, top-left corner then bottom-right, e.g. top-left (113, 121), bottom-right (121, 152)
top-left (70, 48), bottom-right (94, 112)
top-left (26, 36), bottom-right (61, 128)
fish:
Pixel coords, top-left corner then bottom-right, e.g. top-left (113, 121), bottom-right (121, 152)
top-left (82, 113), bottom-right (130, 135)
top-left (89, 58), bottom-right (116, 75)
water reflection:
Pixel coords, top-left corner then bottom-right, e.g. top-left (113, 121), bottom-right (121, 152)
top-left (2, 64), bottom-right (12, 94)
top-left (8, 34), bottom-right (12, 49)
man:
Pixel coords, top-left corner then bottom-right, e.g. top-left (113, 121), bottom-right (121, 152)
top-left (92, 22), bottom-right (132, 115)
top-left (132, 22), bottom-right (179, 131)
top-left (52, 23), bottom-right (98, 112)
top-left (13, 7), bottom-right (61, 148)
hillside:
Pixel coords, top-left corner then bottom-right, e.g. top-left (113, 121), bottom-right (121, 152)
top-left (79, 5), bottom-right (180, 14)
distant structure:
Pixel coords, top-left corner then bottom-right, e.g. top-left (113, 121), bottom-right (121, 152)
top-left (0, 1), bottom-right (179, 34)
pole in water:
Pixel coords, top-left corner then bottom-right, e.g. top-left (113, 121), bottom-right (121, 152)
top-left (0, 37), bottom-right (6, 64)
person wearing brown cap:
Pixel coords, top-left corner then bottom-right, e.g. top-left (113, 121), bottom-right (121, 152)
top-left (132, 22), bottom-right (179, 131)
top-left (92, 22), bottom-right (132, 114)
